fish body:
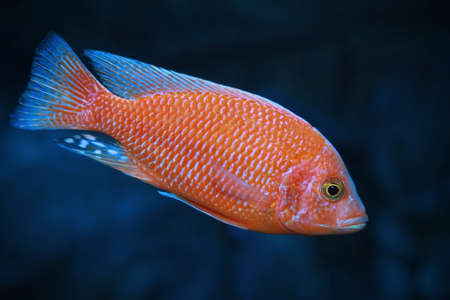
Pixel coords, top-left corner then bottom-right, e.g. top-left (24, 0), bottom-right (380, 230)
top-left (12, 33), bottom-right (368, 234)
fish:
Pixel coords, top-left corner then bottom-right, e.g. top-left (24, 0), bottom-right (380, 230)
top-left (11, 32), bottom-right (368, 235)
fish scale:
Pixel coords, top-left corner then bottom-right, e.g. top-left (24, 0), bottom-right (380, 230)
top-left (83, 89), bottom-right (315, 230)
top-left (12, 33), bottom-right (368, 234)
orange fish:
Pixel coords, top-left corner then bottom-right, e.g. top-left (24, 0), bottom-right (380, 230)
top-left (12, 33), bottom-right (368, 234)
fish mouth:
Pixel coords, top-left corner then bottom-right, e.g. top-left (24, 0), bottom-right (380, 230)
top-left (337, 215), bottom-right (368, 232)
top-left (317, 215), bottom-right (368, 233)
top-left (342, 215), bottom-right (368, 226)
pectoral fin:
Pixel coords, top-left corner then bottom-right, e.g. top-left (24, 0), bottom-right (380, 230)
top-left (211, 163), bottom-right (273, 213)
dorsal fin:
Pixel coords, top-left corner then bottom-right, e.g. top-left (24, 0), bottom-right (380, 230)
top-left (84, 49), bottom-right (263, 101)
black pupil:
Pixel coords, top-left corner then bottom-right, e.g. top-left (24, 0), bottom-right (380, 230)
top-left (327, 185), bottom-right (340, 196)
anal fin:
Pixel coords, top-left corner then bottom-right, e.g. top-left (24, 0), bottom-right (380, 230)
top-left (57, 132), bottom-right (161, 186)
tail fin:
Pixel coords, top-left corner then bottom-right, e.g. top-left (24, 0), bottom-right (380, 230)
top-left (11, 32), bottom-right (104, 130)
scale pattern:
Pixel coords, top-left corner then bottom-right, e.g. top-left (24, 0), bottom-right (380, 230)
top-left (87, 90), bottom-right (326, 231)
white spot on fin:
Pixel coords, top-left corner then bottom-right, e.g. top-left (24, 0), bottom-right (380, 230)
top-left (79, 139), bottom-right (89, 149)
top-left (107, 149), bottom-right (119, 155)
top-left (82, 134), bottom-right (96, 141)
top-left (92, 141), bottom-right (105, 148)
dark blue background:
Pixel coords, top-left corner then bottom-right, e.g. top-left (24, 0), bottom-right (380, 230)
top-left (1, 1), bottom-right (450, 299)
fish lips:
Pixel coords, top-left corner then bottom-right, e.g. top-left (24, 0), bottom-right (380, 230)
top-left (317, 215), bottom-right (368, 234)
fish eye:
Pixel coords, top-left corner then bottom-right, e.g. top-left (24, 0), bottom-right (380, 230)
top-left (321, 178), bottom-right (344, 201)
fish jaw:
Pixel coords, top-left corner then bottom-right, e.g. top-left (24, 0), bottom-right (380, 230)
top-left (332, 191), bottom-right (368, 233)
top-left (276, 149), bottom-right (368, 235)
top-left (300, 192), bottom-right (368, 235)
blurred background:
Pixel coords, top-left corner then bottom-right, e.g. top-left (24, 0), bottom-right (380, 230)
top-left (1, 0), bottom-right (450, 299)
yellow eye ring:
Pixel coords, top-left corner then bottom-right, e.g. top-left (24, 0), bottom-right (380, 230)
top-left (321, 178), bottom-right (345, 201)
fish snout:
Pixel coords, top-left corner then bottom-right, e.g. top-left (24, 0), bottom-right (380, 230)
top-left (334, 194), bottom-right (368, 233)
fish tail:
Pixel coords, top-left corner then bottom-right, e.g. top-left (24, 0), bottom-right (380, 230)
top-left (11, 32), bottom-right (105, 130)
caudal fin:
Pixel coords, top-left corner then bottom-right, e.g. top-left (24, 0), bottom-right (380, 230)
top-left (11, 32), bottom-right (105, 130)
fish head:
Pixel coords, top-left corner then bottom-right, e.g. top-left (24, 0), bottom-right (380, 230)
top-left (277, 139), bottom-right (368, 235)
